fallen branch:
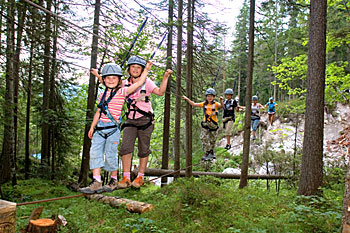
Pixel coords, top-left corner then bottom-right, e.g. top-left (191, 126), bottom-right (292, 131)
top-left (86, 194), bottom-right (153, 214)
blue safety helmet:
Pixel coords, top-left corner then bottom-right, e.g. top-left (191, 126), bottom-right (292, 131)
top-left (205, 88), bottom-right (216, 96)
top-left (127, 56), bottom-right (146, 68)
top-left (224, 88), bottom-right (234, 95)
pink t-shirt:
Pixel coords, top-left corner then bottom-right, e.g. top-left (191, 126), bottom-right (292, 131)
top-left (123, 78), bottom-right (157, 119)
top-left (98, 87), bottom-right (128, 122)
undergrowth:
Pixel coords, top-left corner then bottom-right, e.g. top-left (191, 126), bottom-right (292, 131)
top-left (3, 177), bottom-right (343, 233)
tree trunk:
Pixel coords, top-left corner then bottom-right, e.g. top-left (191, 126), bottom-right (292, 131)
top-left (341, 157), bottom-right (350, 233)
top-left (0, 1), bottom-right (3, 53)
top-left (25, 4), bottom-right (37, 180)
top-left (50, 0), bottom-right (58, 180)
top-left (185, 0), bottom-right (194, 178)
top-left (0, 0), bottom-right (16, 186)
top-left (161, 0), bottom-right (173, 187)
top-left (273, 0), bottom-right (278, 101)
top-left (79, 0), bottom-right (100, 185)
top-left (297, 0), bottom-right (327, 196)
top-left (86, 194), bottom-right (154, 214)
top-left (0, 200), bottom-right (16, 233)
top-left (12, 0), bottom-right (27, 186)
top-left (26, 219), bottom-right (57, 233)
top-left (239, 0), bottom-right (255, 189)
top-left (174, 0), bottom-right (183, 179)
top-left (41, 0), bottom-right (52, 175)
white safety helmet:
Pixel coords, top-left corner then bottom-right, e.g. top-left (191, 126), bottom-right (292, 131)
top-left (101, 63), bottom-right (123, 78)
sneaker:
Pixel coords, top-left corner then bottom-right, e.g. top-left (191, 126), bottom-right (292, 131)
top-left (79, 179), bottom-right (103, 194)
top-left (131, 176), bottom-right (144, 189)
top-left (201, 152), bottom-right (209, 161)
top-left (252, 135), bottom-right (256, 140)
top-left (117, 176), bottom-right (131, 189)
top-left (206, 150), bottom-right (216, 160)
top-left (224, 144), bottom-right (231, 150)
top-left (103, 178), bottom-right (118, 192)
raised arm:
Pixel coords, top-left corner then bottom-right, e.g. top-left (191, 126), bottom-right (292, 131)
top-left (182, 96), bottom-right (201, 107)
top-left (152, 69), bottom-right (173, 96)
top-left (218, 96), bottom-right (223, 109)
top-left (91, 68), bottom-right (104, 84)
top-left (126, 61), bottom-right (153, 95)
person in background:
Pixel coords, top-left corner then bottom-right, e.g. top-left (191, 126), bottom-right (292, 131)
top-left (182, 88), bottom-right (223, 160)
top-left (251, 95), bottom-right (264, 140)
top-left (221, 88), bottom-right (239, 150)
top-left (265, 97), bottom-right (278, 126)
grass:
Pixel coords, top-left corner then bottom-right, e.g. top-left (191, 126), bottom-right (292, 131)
top-left (3, 177), bottom-right (343, 233)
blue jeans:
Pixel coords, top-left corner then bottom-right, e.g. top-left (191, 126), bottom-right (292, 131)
top-left (89, 121), bottom-right (120, 171)
top-left (251, 118), bottom-right (260, 132)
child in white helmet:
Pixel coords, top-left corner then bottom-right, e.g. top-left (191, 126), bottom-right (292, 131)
top-left (182, 88), bottom-right (223, 160)
top-left (265, 97), bottom-right (278, 126)
top-left (91, 56), bottom-right (172, 189)
top-left (221, 88), bottom-right (239, 150)
top-left (80, 61), bottom-right (153, 194)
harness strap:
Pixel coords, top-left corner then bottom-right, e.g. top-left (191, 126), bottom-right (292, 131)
top-left (203, 102), bottom-right (218, 123)
top-left (97, 127), bottom-right (119, 139)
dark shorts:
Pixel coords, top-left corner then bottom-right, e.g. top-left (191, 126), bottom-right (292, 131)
top-left (119, 116), bottom-right (154, 158)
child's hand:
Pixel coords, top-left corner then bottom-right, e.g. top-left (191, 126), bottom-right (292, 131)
top-left (145, 61), bottom-right (153, 71)
top-left (182, 96), bottom-right (188, 100)
top-left (164, 69), bottom-right (172, 78)
top-left (91, 68), bottom-right (99, 77)
top-left (220, 96), bottom-right (224, 101)
top-left (88, 128), bottom-right (94, 139)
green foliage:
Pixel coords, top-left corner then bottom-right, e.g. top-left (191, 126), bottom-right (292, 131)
top-left (4, 177), bottom-right (343, 233)
top-left (277, 98), bottom-right (306, 118)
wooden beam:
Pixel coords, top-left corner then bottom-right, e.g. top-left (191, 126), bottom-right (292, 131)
top-left (133, 168), bottom-right (287, 180)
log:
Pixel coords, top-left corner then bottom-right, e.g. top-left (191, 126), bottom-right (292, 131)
top-left (29, 207), bottom-right (44, 221)
top-left (86, 194), bottom-right (153, 214)
top-left (132, 168), bottom-right (288, 180)
top-left (0, 200), bottom-right (16, 233)
top-left (26, 219), bottom-right (57, 233)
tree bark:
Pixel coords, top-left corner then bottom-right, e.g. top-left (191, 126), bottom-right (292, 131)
top-left (174, 0), bottom-right (183, 179)
top-left (239, 0), bottom-right (255, 189)
top-left (86, 194), bottom-right (154, 214)
top-left (297, 0), bottom-right (327, 196)
top-left (41, 0), bottom-right (52, 175)
top-left (0, 0), bottom-right (16, 186)
top-left (79, 0), bottom-right (100, 185)
top-left (161, 0), bottom-right (173, 187)
top-left (185, 0), bottom-right (194, 178)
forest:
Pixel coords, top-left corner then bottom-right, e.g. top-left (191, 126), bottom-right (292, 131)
top-left (0, 0), bottom-right (350, 232)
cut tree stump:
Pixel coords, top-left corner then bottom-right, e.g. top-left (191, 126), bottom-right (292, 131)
top-left (0, 200), bottom-right (16, 233)
top-left (87, 194), bottom-right (153, 214)
top-left (26, 219), bottom-right (57, 233)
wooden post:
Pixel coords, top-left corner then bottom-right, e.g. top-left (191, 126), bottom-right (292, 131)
top-left (0, 200), bottom-right (16, 233)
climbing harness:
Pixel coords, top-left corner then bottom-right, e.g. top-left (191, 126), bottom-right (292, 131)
top-left (150, 31), bottom-right (168, 60)
top-left (211, 66), bottom-right (221, 88)
top-left (121, 17), bottom-right (149, 66)
top-left (201, 102), bottom-right (219, 131)
top-left (96, 89), bottom-right (122, 138)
